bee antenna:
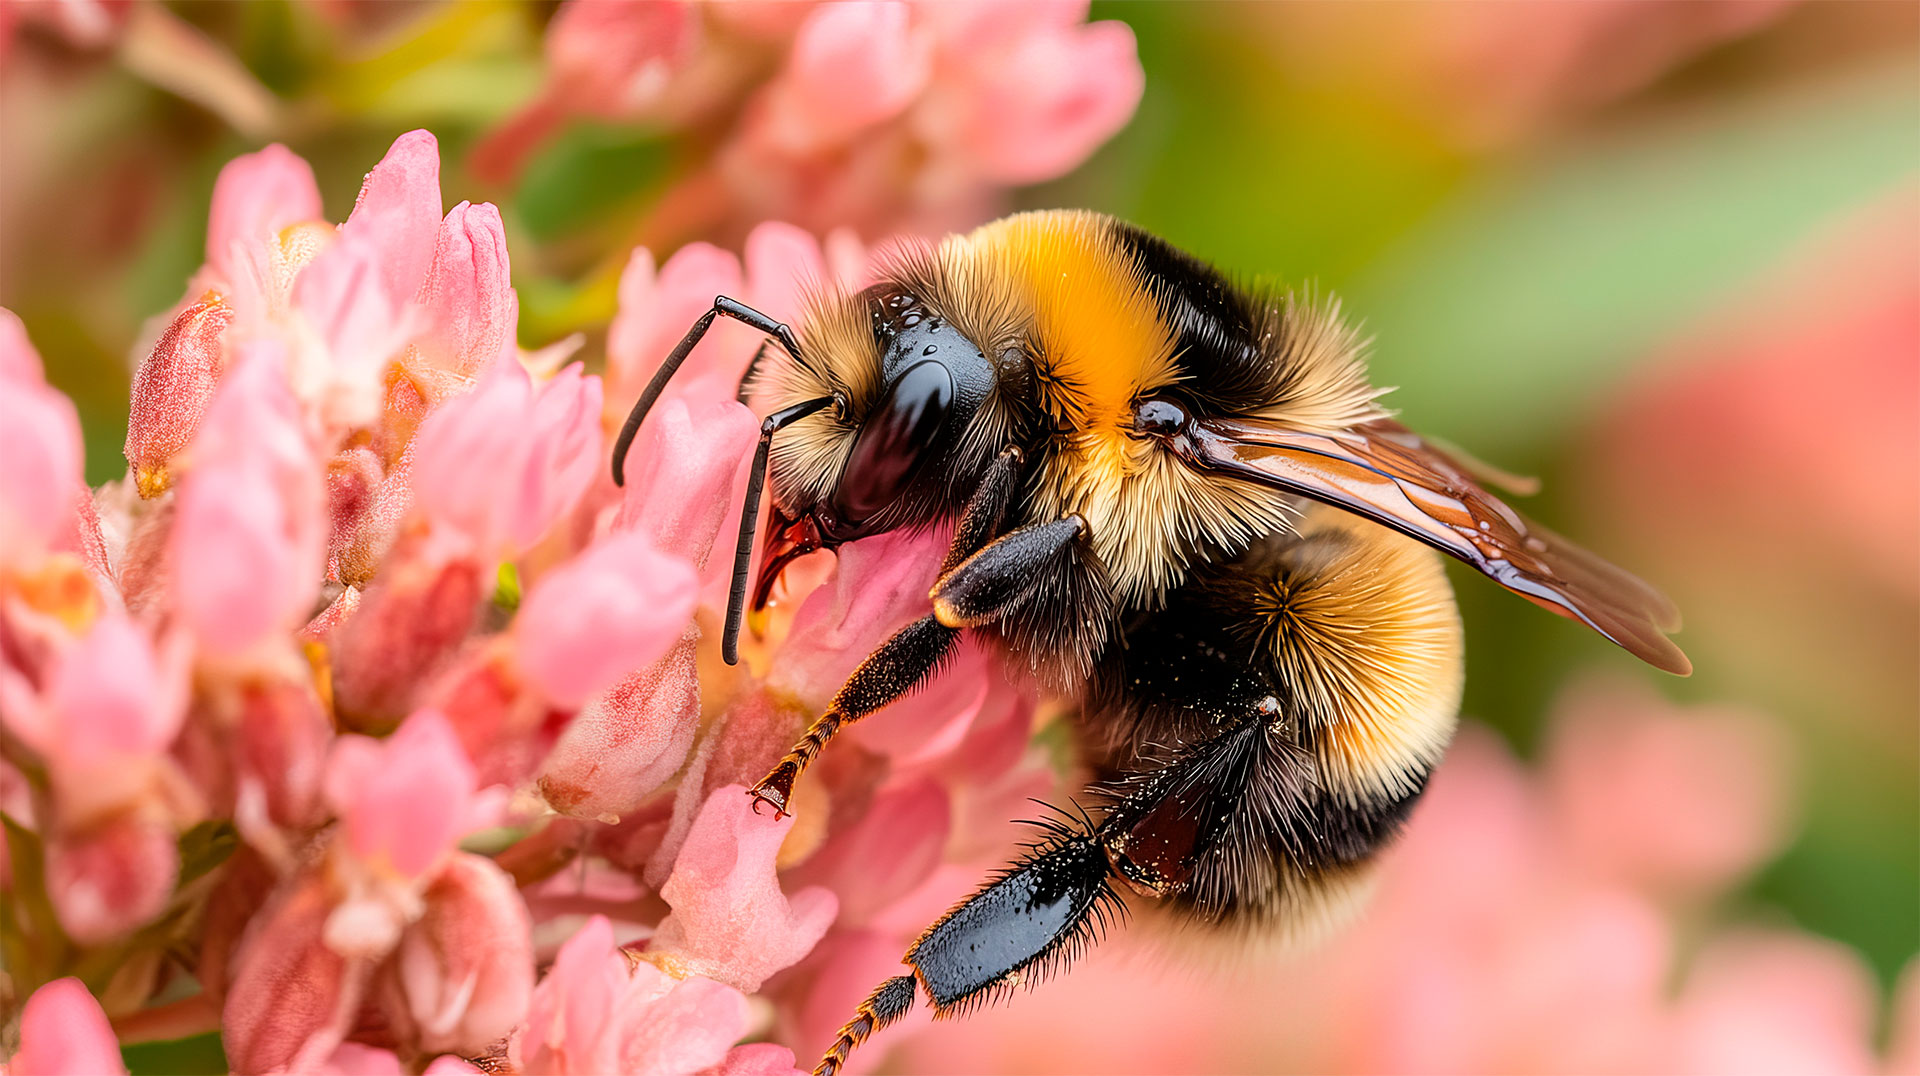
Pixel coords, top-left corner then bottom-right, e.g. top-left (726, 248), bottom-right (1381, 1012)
top-left (611, 296), bottom-right (808, 488)
top-left (722, 394), bottom-right (835, 665)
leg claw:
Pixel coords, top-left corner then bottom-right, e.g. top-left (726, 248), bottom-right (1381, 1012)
top-left (748, 763), bottom-right (800, 820)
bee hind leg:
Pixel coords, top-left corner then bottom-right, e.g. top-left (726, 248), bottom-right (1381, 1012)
top-left (812, 805), bottom-right (1121, 1075)
top-left (747, 448), bottom-right (1031, 816)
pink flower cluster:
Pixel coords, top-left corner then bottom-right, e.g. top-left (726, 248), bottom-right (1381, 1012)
top-left (476, 0), bottom-right (1144, 240)
top-left (0, 131), bottom-right (1047, 1075)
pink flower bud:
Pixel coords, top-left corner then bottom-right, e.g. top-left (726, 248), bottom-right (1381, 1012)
top-left (412, 361), bottom-right (603, 557)
top-left (223, 874), bottom-right (362, 1074)
top-left (512, 915), bottom-right (628, 1075)
top-left (125, 292), bottom-right (234, 498)
top-left (415, 201), bottom-right (519, 388)
top-left (538, 636), bottom-right (699, 821)
top-left (205, 143), bottom-right (323, 286)
top-left (515, 529), bottom-right (697, 709)
top-left (763, 3), bottom-right (930, 152)
top-left (7, 978), bottom-right (127, 1076)
top-left (325, 709), bottom-right (477, 879)
top-left (46, 810), bottom-right (179, 944)
top-left (651, 786), bottom-right (837, 992)
top-left (341, 129), bottom-right (443, 304)
top-left (329, 536), bottom-right (486, 726)
top-left (0, 345), bottom-right (83, 570)
top-left (381, 852), bottom-right (535, 1056)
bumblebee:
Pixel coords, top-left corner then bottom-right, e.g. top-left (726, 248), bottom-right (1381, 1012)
top-left (611, 210), bottom-right (1688, 1074)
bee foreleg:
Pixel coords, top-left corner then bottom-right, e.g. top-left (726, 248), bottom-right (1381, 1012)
top-left (750, 614), bottom-right (959, 816)
top-left (813, 806), bottom-right (1121, 1075)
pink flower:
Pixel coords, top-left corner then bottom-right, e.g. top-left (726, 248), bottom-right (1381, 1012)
top-left (537, 636), bottom-right (701, 822)
top-left (339, 129), bottom-right (444, 306)
top-left (204, 143), bottom-right (323, 288)
top-left (651, 786), bottom-right (838, 993)
top-left (515, 529), bottom-right (698, 709)
top-left (0, 319), bottom-right (83, 570)
top-left (380, 853), bottom-right (536, 1057)
top-left (223, 872), bottom-right (361, 1074)
top-left (124, 292), bottom-right (235, 497)
top-left (169, 342), bottom-right (325, 659)
top-left (325, 709), bottom-right (478, 881)
top-left (512, 914), bottom-right (755, 1076)
top-left (485, 3), bottom-right (1144, 237)
top-left (411, 361), bottom-right (603, 558)
top-left (1668, 930), bottom-right (1882, 1075)
top-left (6, 978), bottom-right (127, 1076)
top-left (45, 811), bottom-right (181, 946)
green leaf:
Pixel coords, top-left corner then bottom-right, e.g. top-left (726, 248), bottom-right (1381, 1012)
top-left (123, 1031), bottom-right (227, 1076)
top-left (176, 819), bottom-right (239, 889)
top-left (2, 811), bottom-right (69, 994)
top-left (1352, 61), bottom-right (1920, 457)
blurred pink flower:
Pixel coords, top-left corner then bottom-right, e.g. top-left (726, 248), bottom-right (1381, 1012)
top-left (412, 361), bottom-right (603, 559)
top-left (480, 1), bottom-right (1143, 239)
top-left (203, 142), bottom-right (322, 289)
top-left (411, 200), bottom-right (520, 397)
top-left (326, 709), bottom-right (478, 882)
top-left (380, 852), bottom-right (536, 1057)
top-left (6, 977), bottom-right (127, 1076)
top-left (0, 312), bottom-right (83, 571)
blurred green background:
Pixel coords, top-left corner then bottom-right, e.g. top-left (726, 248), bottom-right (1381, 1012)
top-left (3, 0), bottom-right (1914, 1018)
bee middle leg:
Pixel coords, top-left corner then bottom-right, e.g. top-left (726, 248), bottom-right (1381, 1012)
top-left (748, 448), bottom-right (1066, 815)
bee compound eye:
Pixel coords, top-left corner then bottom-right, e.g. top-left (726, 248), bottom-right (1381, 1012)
top-left (830, 359), bottom-right (955, 530)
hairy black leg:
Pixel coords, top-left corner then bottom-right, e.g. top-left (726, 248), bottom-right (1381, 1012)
top-left (932, 515), bottom-right (1086, 628)
top-left (611, 295), bottom-right (807, 487)
top-left (815, 975), bottom-right (918, 1076)
top-left (746, 447), bottom-right (1027, 815)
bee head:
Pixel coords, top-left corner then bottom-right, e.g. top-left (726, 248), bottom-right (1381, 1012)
top-left (754, 284), bottom-right (1006, 611)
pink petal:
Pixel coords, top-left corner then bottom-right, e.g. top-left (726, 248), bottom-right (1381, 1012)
top-left (223, 873), bottom-right (362, 1074)
top-left (618, 973), bottom-right (750, 1076)
top-left (766, 2), bottom-right (930, 151)
top-left (743, 222), bottom-right (831, 328)
top-left (1547, 683), bottom-right (1793, 897)
top-left (512, 363), bottom-right (604, 552)
top-left (0, 369), bottom-right (83, 569)
top-left (125, 292), bottom-right (234, 497)
top-left (382, 853), bottom-right (535, 1056)
top-left (291, 231), bottom-right (425, 429)
top-left (422, 1058), bottom-right (484, 1075)
top-left (606, 243), bottom-right (751, 423)
top-left (698, 1043), bottom-right (806, 1076)
top-left (412, 362), bottom-right (602, 557)
top-left (306, 1043), bottom-right (408, 1076)
top-left (512, 915), bottom-right (626, 1075)
top-left (341, 129), bottom-right (443, 304)
top-left (942, 18), bottom-right (1144, 185)
top-left (46, 812), bottom-right (178, 944)
top-left (792, 777), bottom-right (949, 926)
top-left (612, 397), bottom-right (758, 578)
top-left (1, 305), bottom-right (45, 382)
top-left (1670, 930), bottom-right (1881, 1075)
top-left (206, 143), bottom-right (323, 285)
top-left (327, 709), bottom-right (477, 878)
top-left (415, 200), bottom-right (519, 385)
top-left (8, 978), bottom-right (127, 1076)
top-left (767, 528), bottom-right (947, 708)
top-left (652, 785), bottom-right (838, 992)
top-left (42, 608), bottom-right (182, 757)
top-left (235, 672), bottom-right (333, 830)
top-left (538, 636), bottom-right (700, 821)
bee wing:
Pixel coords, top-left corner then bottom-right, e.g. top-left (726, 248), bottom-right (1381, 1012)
top-left (1171, 416), bottom-right (1691, 675)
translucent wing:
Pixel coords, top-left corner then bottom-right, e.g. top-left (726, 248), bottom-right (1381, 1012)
top-left (1169, 416), bottom-right (1691, 675)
